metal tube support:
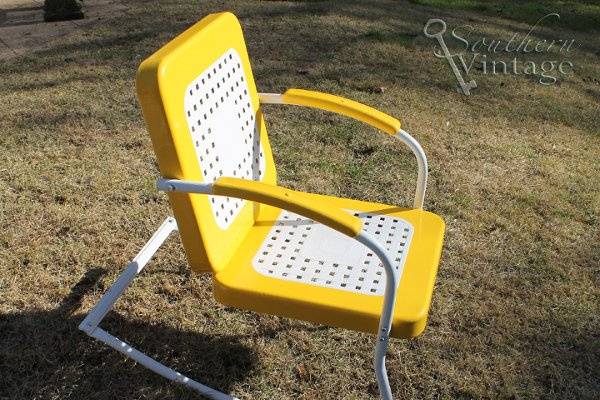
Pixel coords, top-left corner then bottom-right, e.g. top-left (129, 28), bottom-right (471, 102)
top-left (78, 217), bottom-right (239, 400)
top-left (89, 328), bottom-right (238, 400)
top-left (395, 129), bottom-right (428, 210)
top-left (257, 93), bottom-right (284, 104)
top-left (156, 178), bottom-right (213, 194)
top-left (358, 232), bottom-right (400, 400)
top-left (79, 218), bottom-right (178, 334)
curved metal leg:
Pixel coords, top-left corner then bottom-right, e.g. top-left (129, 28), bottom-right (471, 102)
top-left (375, 335), bottom-right (393, 400)
top-left (80, 217), bottom-right (400, 400)
top-left (357, 232), bottom-right (400, 400)
top-left (78, 217), bottom-right (239, 400)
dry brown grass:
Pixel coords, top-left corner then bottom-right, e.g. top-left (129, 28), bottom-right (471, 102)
top-left (1, 1), bottom-right (599, 399)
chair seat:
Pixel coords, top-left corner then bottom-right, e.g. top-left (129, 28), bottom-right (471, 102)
top-left (213, 193), bottom-right (445, 338)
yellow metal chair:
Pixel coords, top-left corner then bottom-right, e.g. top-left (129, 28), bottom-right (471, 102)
top-left (79, 12), bottom-right (445, 400)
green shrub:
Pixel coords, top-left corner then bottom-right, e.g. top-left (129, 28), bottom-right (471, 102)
top-left (43, 0), bottom-right (84, 22)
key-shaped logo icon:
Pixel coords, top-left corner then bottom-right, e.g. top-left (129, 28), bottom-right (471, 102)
top-left (424, 19), bottom-right (477, 95)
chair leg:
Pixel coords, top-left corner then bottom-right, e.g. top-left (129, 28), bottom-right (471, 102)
top-left (78, 217), bottom-right (239, 400)
top-left (375, 336), bottom-right (393, 400)
top-left (357, 232), bottom-right (398, 400)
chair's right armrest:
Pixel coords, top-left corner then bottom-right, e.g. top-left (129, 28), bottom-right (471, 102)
top-left (258, 89), bottom-right (428, 209)
top-left (260, 88), bottom-right (401, 135)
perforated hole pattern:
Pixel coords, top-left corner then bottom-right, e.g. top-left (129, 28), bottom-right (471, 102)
top-left (252, 210), bottom-right (413, 296)
top-left (184, 49), bottom-right (266, 229)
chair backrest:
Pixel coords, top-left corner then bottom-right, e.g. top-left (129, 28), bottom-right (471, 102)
top-left (136, 12), bottom-right (277, 273)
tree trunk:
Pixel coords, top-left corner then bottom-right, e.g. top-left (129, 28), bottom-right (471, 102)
top-left (43, 0), bottom-right (84, 22)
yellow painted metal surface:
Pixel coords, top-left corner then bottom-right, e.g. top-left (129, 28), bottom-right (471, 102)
top-left (136, 12), bottom-right (277, 273)
top-left (137, 12), bottom-right (445, 338)
top-left (214, 193), bottom-right (445, 338)
top-left (282, 89), bottom-right (401, 135)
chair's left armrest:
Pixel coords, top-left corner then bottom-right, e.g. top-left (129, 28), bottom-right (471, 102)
top-left (157, 177), bottom-right (362, 238)
top-left (158, 176), bottom-right (400, 347)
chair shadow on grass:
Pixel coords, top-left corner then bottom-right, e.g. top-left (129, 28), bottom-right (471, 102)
top-left (0, 268), bottom-right (258, 400)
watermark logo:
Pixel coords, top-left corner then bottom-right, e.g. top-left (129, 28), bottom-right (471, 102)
top-left (423, 13), bottom-right (576, 95)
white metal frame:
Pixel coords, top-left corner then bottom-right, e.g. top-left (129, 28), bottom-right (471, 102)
top-left (78, 217), bottom-right (240, 400)
top-left (79, 190), bottom-right (401, 400)
top-left (79, 106), bottom-right (426, 399)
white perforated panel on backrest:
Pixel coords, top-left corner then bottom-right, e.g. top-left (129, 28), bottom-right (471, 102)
top-left (184, 49), bottom-right (266, 229)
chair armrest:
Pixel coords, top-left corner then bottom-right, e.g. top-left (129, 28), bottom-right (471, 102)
top-left (157, 176), bottom-right (399, 352)
top-left (213, 177), bottom-right (362, 237)
top-left (157, 177), bottom-right (363, 238)
top-left (261, 88), bottom-right (400, 135)
top-left (258, 89), bottom-right (428, 209)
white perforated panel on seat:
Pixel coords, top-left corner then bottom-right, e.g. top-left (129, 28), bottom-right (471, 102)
top-left (252, 210), bottom-right (413, 296)
top-left (184, 49), bottom-right (266, 229)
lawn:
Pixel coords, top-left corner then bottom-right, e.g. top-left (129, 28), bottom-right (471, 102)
top-left (0, 0), bottom-right (599, 399)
